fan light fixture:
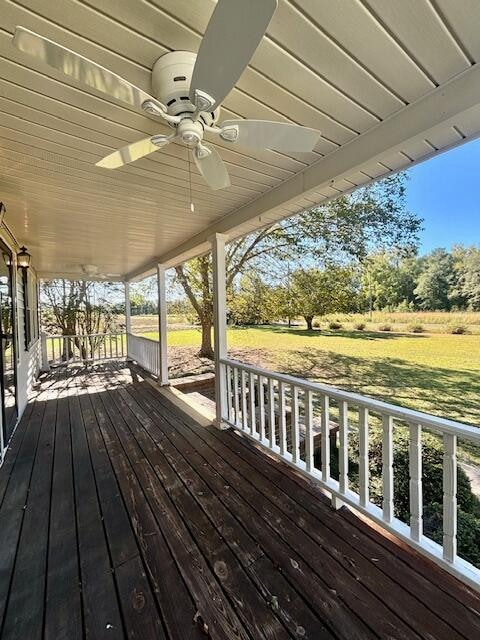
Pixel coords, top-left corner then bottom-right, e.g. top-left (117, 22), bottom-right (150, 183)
top-left (17, 246), bottom-right (31, 269)
top-left (13, 0), bottom-right (322, 195)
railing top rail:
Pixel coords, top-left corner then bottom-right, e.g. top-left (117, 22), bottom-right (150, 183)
top-left (47, 332), bottom-right (125, 339)
top-left (127, 332), bottom-right (159, 345)
top-left (221, 357), bottom-right (480, 442)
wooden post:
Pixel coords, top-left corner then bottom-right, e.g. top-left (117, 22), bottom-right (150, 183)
top-left (40, 331), bottom-right (50, 372)
top-left (211, 233), bottom-right (228, 429)
top-left (124, 281), bottom-right (131, 361)
top-left (359, 407), bottom-right (369, 507)
top-left (156, 264), bottom-right (169, 386)
top-left (382, 414), bottom-right (394, 522)
top-left (443, 433), bottom-right (457, 563)
top-left (409, 423), bottom-right (423, 541)
top-left (124, 281), bottom-right (131, 334)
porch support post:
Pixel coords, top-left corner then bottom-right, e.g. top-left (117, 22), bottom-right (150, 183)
top-left (211, 233), bottom-right (228, 429)
top-left (156, 264), bottom-right (169, 386)
top-left (124, 281), bottom-right (131, 360)
top-left (40, 332), bottom-right (50, 372)
top-left (124, 281), bottom-right (131, 334)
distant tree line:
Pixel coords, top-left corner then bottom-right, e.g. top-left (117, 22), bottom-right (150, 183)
top-left (363, 245), bottom-right (480, 312)
top-left (227, 245), bottom-right (480, 328)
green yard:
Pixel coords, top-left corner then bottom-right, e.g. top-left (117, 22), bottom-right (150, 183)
top-left (140, 325), bottom-right (480, 428)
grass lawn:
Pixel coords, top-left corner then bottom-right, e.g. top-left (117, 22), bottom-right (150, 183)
top-left (142, 325), bottom-right (480, 429)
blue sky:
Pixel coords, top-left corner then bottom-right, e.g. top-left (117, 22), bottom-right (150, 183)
top-left (406, 137), bottom-right (480, 255)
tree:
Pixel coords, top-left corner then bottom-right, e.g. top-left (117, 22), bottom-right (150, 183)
top-left (414, 249), bottom-right (454, 310)
top-left (361, 251), bottom-right (420, 311)
top-left (41, 280), bottom-right (121, 359)
top-left (451, 246), bottom-right (480, 310)
top-left (175, 173), bottom-right (421, 358)
top-left (228, 272), bottom-right (276, 326)
top-left (290, 266), bottom-right (358, 330)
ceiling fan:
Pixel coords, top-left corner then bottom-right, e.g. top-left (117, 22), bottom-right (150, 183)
top-left (13, 0), bottom-right (321, 191)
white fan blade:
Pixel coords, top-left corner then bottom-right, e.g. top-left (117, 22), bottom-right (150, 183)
top-left (96, 135), bottom-right (172, 169)
top-left (219, 119), bottom-right (321, 152)
top-left (190, 0), bottom-right (277, 111)
top-left (194, 145), bottom-right (230, 190)
top-left (13, 27), bottom-right (166, 113)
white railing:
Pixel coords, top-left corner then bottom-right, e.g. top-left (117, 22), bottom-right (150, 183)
top-left (43, 332), bottom-right (126, 366)
top-left (220, 357), bottom-right (480, 591)
top-left (126, 333), bottom-right (160, 377)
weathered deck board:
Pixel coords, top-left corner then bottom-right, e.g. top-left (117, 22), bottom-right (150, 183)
top-left (0, 362), bottom-right (478, 640)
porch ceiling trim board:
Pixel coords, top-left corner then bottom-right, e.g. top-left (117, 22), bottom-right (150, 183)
top-left (126, 60), bottom-right (480, 277)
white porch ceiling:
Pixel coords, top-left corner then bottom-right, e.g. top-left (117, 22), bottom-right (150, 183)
top-left (1, 0), bottom-right (480, 279)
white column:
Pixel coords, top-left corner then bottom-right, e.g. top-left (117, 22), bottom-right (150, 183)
top-left (211, 233), bottom-right (228, 429)
top-left (157, 264), bottom-right (169, 386)
top-left (40, 331), bottom-right (50, 372)
top-left (124, 282), bottom-right (131, 334)
top-left (124, 281), bottom-right (131, 360)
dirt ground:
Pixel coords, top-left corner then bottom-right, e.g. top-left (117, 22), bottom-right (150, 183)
top-left (168, 346), bottom-right (272, 379)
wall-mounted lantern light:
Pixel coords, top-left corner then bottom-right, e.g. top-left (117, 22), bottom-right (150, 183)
top-left (17, 246), bottom-right (31, 269)
top-left (2, 252), bottom-right (11, 267)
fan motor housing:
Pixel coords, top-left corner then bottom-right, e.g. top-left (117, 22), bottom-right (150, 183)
top-left (152, 51), bottom-right (220, 127)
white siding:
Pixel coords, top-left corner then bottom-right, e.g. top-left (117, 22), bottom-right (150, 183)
top-left (0, 228), bottom-right (41, 460)
top-left (16, 267), bottom-right (41, 416)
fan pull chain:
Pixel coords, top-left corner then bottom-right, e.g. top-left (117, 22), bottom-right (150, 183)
top-left (188, 149), bottom-right (195, 213)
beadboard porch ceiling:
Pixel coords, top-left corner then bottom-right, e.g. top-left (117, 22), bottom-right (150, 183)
top-left (1, 0), bottom-right (480, 280)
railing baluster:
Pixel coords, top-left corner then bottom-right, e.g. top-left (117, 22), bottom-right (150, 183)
top-left (359, 407), bottom-right (369, 507)
top-left (279, 381), bottom-right (287, 454)
top-left (291, 385), bottom-right (299, 464)
top-left (409, 423), bottom-right (423, 541)
top-left (241, 370), bottom-right (248, 431)
top-left (339, 400), bottom-right (349, 494)
top-left (321, 394), bottom-right (330, 481)
top-left (382, 414), bottom-right (394, 522)
top-left (249, 371), bottom-right (256, 436)
top-left (268, 377), bottom-right (275, 448)
top-left (443, 433), bottom-right (457, 563)
top-left (233, 367), bottom-right (240, 427)
top-left (305, 389), bottom-right (313, 472)
top-left (226, 365), bottom-right (233, 423)
top-left (258, 375), bottom-right (266, 441)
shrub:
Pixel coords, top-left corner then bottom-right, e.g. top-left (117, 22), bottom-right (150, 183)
top-left (423, 505), bottom-right (480, 568)
top-left (378, 323), bottom-right (392, 331)
top-left (448, 324), bottom-right (468, 334)
top-left (328, 321), bottom-right (342, 330)
top-left (313, 320), bottom-right (321, 328)
top-left (408, 323), bottom-right (424, 333)
top-left (354, 322), bottom-right (366, 331)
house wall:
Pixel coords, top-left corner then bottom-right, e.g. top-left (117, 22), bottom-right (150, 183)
top-left (0, 226), bottom-right (41, 460)
top-left (15, 265), bottom-right (41, 415)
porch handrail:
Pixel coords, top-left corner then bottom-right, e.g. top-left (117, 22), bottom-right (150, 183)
top-left (126, 333), bottom-right (159, 345)
top-left (221, 358), bottom-right (479, 442)
top-left (126, 332), bottom-right (160, 377)
top-left (43, 331), bottom-right (126, 367)
top-left (219, 356), bottom-right (480, 591)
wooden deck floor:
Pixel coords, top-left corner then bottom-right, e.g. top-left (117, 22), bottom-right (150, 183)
top-left (0, 363), bottom-right (479, 640)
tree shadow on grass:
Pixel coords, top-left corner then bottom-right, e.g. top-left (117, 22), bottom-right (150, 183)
top-left (244, 325), bottom-right (427, 341)
top-left (275, 347), bottom-right (480, 427)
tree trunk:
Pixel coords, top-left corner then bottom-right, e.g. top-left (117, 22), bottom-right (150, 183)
top-left (305, 315), bottom-right (314, 331)
top-left (199, 316), bottom-right (214, 359)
